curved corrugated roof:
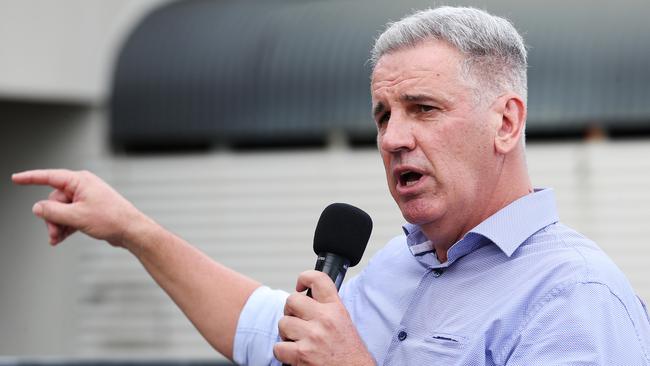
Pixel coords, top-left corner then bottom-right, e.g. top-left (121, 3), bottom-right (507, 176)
top-left (110, 0), bottom-right (650, 149)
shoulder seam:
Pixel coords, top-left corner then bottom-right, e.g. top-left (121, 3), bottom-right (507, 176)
top-left (497, 280), bottom-right (650, 363)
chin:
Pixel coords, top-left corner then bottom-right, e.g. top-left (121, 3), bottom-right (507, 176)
top-left (398, 197), bottom-right (445, 226)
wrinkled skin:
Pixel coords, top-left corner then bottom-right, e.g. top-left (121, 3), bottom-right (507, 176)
top-left (372, 40), bottom-right (528, 260)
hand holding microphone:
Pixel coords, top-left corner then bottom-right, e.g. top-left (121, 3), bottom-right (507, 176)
top-left (275, 203), bottom-right (376, 366)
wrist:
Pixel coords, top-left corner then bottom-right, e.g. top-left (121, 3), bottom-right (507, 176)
top-left (112, 208), bottom-right (159, 254)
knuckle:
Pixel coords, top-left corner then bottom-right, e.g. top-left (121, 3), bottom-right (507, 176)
top-left (320, 314), bottom-right (335, 329)
top-left (78, 170), bottom-right (92, 179)
top-left (285, 293), bottom-right (300, 313)
top-left (278, 315), bottom-right (288, 329)
top-left (286, 293), bottom-right (297, 306)
top-left (315, 272), bottom-right (331, 285)
top-left (309, 271), bottom-right (328, 285)
top-left (311, 325), bottom-right (328, 344)
top-left (277, 327), bottom-right (287, 341)
top-left (298, 270), bottom-right (314, 281)
top-left (272, 343), bottom-right (282, 359)
top-left (39, 202), bottom-right (49, 216)
top-left (296, 343), bottom-right (311, 362)
top-left (274, 342), bottom-right (295, 364)
top-left (318, 305), bottom-right (345, 329)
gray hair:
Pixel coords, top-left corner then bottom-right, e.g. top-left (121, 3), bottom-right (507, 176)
top-left (371, 6), bottom-right (528, 103)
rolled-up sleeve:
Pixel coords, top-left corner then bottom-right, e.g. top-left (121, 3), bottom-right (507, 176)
top-left (233, 286), bottom-right (289, 366)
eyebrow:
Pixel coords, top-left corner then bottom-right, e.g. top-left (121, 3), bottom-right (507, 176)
top-left (372, 93), bottom-right (443, 117)
top-left (401, 93), bottom-right (436, 103)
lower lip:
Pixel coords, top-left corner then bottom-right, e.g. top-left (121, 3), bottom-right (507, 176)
top-left (396, 175), bottom-right (428, 195)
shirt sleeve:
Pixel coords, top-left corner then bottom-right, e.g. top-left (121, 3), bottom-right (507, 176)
top-left (503, 281), bottom-right (650, 365)
top-left (233, 286), bottom-right (289, 366)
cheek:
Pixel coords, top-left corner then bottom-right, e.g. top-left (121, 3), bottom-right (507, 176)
top-left (465, 127), bottom-right (495, 165)
top-left (430, 125), bottom-right (488, 185)
top-left (451, 133), bottom-right (495, 192)
top-left (419, 126), bottom-right (459, 178)
top-left (380, 150), bottom-right (394, 183)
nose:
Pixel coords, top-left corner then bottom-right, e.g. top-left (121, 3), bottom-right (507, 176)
top-left (379, 116), bottom-right (416, 153)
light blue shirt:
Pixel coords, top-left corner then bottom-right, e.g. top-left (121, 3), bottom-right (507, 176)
top-left (234, 189), bottom-right (650, 365)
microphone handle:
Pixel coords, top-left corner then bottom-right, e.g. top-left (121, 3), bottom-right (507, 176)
top-left (306, 252), bottom-right (350, 297)
top-left (283, 253), bottom-right (350, 365)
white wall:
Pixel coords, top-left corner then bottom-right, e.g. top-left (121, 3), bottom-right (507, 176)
top-left (0, 0), bottom-right (167, 103)
top-left (0, 0), bottom-right (168, 356)
top-left (0, 103), bottom-right (106, 355)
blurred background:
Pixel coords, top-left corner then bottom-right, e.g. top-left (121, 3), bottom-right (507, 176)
top-left (1, 0), bottom-right (649, 364)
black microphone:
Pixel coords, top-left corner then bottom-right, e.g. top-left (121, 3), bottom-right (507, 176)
top-left (309, 203), bottom-right (373, 295)
top-left (282, 203), bottom-right (372, 366)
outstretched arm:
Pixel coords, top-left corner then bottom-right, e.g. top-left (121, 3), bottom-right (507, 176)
top-left (12, 169), bottom-right (260, 360)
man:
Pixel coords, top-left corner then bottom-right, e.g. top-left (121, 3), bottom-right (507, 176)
top-left (12, 6), bottom-right (650, 366)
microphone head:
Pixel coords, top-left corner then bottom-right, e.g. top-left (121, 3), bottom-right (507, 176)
top-left (313, 203), bottom-right (372, 267)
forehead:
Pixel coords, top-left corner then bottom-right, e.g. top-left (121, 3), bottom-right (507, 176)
top-left (370, 40), bottom-right (468, 100)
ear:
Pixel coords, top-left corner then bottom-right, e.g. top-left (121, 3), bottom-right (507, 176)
top-left (493, 94), bottom-right (526, 154)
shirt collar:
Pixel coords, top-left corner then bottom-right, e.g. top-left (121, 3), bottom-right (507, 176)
top-left (403, 188), bottom-right (559, 267)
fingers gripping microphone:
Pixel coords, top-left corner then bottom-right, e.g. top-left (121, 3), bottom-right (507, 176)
top-left (282, 203), bottom-right (372, 365)
top-left (309, 203), bottom-right (373, 294)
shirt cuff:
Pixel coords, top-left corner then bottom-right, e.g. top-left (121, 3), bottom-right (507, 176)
top-left (233, 286), bottom-right (289, 366)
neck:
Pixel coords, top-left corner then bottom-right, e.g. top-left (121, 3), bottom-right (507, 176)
top-left (423, 150), bottom-right (532, 263)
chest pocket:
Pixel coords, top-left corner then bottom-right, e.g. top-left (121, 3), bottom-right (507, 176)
top-left (402, 332), bottom-right (469, 366)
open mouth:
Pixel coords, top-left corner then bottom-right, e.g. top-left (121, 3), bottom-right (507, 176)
top-left (398, 171), bottom-right (423, 187)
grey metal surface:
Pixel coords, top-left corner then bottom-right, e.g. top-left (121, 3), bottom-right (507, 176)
top-left (110, 0), bottom-right (650, 149)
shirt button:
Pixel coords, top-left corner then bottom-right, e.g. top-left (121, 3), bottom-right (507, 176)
top-left (432, 269), bottom-right (444, 277)
top-left (397, 330), bottom-right (408, 341)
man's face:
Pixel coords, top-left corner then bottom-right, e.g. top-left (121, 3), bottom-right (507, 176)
top-left (371, 40), bottom-right (501, 242)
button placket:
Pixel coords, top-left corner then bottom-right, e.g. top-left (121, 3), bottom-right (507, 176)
top-left (383, 267), bottom-right (446, 364)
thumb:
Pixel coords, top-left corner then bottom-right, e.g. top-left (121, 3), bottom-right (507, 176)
top-left (33, 201), bottom-right (79, 227)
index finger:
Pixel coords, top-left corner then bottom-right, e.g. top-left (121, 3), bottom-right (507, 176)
top-left (284, 292), bottom-right (318, 318)
top-left (296, 270), bottom-right (340, 303)
top-left (12, 169), bottom-right (78, 191)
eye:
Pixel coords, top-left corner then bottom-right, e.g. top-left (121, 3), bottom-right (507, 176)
top-left (376, 111), bottom-right (391, 126)
top-left (418, 104), bottom-right (436, 113)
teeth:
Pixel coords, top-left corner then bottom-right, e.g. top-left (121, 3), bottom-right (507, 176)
top-left (398, 170), bottom-right (419, 187)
